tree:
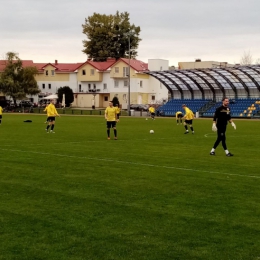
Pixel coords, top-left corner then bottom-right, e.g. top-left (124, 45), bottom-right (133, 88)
top-left (0, 52), bottom-right (40, 105)
top-left (82, 11), bottom-right (141, 61)
top-left (240, 50), bottom-right (253, 65)
top-left (112, 96), bottom-right (120, 107)
top-left (57, 86), bottom-right (74, 107)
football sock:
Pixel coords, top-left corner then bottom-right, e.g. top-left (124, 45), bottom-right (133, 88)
top-left (190, 127), bottom-right (194, 131)
top-left (107, 129), bottom-right (110, 137)
top-left (51, 125), bottom-right (55, 130)
top-left (211, 148), bottom-right (215, 153)
top-left (184, 125), bottom-right (188, 130)
top-left (114, 129), bottom-right (117, 137)
top-left (225, 150), bottom-right (229, 155)
top-left (46, 125), bottom-right (50, 130)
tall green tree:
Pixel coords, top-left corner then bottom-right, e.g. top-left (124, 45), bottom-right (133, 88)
top-left (0, 52), bottom-right (40, 105)
top-left (82, 11), bottom-right (141, 61)
top-left (57, 86), bottom-right (74, 107)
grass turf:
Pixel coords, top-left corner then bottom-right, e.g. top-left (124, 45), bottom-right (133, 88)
top-left (1, 114), bottom-right (260, 260)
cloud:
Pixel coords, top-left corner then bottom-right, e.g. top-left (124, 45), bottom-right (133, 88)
top-left (1, 0), bottom-right (260, 66)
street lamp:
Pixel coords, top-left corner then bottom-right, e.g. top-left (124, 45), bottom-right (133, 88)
top-left (127, 35), bottom-right (131, 116)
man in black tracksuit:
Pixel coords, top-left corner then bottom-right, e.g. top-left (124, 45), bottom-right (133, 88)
top-left (210, 97), bottom-right (236, 157)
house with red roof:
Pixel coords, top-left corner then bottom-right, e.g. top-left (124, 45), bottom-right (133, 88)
top-left (0, 58), bottom-right (169, 108)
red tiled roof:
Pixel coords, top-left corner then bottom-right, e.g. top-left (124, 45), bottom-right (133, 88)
top-left (0, 60), bottom-right (84, 73)
top-left (35, 62), bottom-right (84, 73)
top-left (0, 58), bottom-right (149, 73)
top-left (118, 58), bottom-right (149, 72)
top-left (75, 59), bottom-right (116, 71)
top-left (0, 60), bottom-right (36, 71)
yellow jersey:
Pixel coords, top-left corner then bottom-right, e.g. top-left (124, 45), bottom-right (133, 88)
top-left (0, 106), bottom-right (3, 115)
top-left (105, 106), bottom-right (117, 121)
top-left (149, 107), bottom-right (155, 113)
top-left (43, 104), bottom-right (49, 112)
top-left (183, 107), bottom-right (194, 120)
top-left (176, 111), bottom-right (182, 118)
top-left (116, 107), bottom-right (120, 114)
top-left (46, 103), bottom-right (59, 117)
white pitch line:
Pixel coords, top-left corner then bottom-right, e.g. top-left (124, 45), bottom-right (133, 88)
top-left (0, 141), bottom-right (82, 147)
top-left (1, 147), bottom-right (260, 180)
top-left (0, 138), bottom-right (171, 147)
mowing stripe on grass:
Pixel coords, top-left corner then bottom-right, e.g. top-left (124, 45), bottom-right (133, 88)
top-left (1, 147), bottom-right (260, 180)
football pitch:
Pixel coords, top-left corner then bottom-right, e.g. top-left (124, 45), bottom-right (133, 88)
top-left (1, 114), bottom-right (260, 260)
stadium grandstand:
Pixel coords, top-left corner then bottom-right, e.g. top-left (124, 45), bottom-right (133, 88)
top-left (146, 65), bottom-right (260, 118)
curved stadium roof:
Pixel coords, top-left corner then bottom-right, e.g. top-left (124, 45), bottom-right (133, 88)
top-left (145, 65), bottom-right (260, 99)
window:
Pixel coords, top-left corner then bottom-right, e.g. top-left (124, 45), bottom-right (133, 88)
top-left (104, 96), bottom-right (108, 101)
top-left (51, 70), bottom-right (55, 76)
top-left (88, 84), bottom-right (91, 90)
top-left (115, 67), bottom-right (119, 73)
top-left (123, 67), bottom-right (129, 77)
top-left (93, 84), bottom-right (96, 90)
top-left (82, 70), bottom-right (86, 75)
top-left (152, 95), bottom-right (155, 101)
top-left (103, 83), bottom-right (107, 90)
top-left (42, 84), bottom-right (45, 89)
top-left (48, 84), bottom-right (51, 89)
top-left (114, 80), bottom-right (119, 88)
top-left (140, 80), bottom-right (143, 87)
top-left (124, 80), bottom-right (128, 87)
top-left (90, 69), bottom-right (94, 75)
top-left (45, 70), bottom-right (48, 76)
top-left (79, 84), bottom-right (82, 92)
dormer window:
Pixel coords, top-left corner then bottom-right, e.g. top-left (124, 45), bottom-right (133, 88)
top-left (51, 70), bottom-right (55, 76)
top-left (45, 70), bottom-right (48, 76)
top-left (82, 70), bottom-right (86, 75)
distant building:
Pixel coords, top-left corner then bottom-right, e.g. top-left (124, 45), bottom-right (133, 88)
top-left (0, 58), bottom-right (169, 108)
top-left (178, 59), bottom-right (234, 70)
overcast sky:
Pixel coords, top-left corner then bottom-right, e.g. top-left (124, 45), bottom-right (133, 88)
top-left (1, 0), bottom-right (260, 66)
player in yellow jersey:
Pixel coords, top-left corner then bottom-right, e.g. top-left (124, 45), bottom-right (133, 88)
top-left (105, 101), bottom-right (118, 140)
top-left (182, 104), bottom-right (195, 134)
top-left (115, 104), bottom-right (120, 122)
top-left (148, 105), bottom-right (155, 120)
top-left (43, 103), bottom-right (49, 123)
top-left (175, 111), bottom-right (183, 125)
top-left (45, 99), bottom-right (60, 133)
top-left (0, 105), bottom-right (3, 125)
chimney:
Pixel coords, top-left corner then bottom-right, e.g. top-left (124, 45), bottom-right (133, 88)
top-left (55, 60), bottom-right (58, 65)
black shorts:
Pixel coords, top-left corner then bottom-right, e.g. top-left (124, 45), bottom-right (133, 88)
top-left (0, 115), bottom-right (2, 119)
top-left (185, 119), bottom-right (193, 125)
top-left (47, 117), bottom-right (55, 122)
top-left (217, 125), bottom-right (227, 134)
top-left (107, 121), bottom-right (116, 128)
top-left (177, 114), bottom-right (183, 118)
top-left (151, 113), bottom-right (155, 116)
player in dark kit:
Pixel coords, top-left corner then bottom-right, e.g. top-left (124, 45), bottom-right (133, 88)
top-left (210, 97), bottom-right (236, 157)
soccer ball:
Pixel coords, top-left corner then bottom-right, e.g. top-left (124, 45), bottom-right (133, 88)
top-left (150, 130), bottom-right (154, 134)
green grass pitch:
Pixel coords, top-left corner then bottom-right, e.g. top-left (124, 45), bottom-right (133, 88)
top-left (1, 114), bottom-right (260, 260)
